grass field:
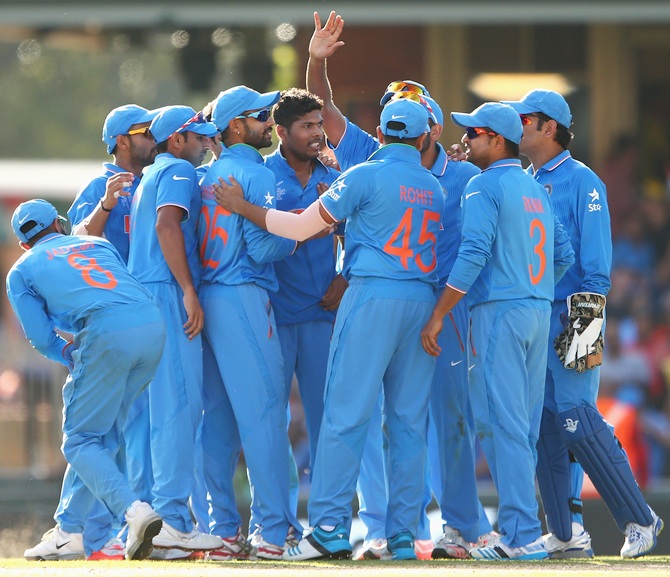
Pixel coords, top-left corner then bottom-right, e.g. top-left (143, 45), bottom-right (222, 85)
top-left (1, 557), bottom-right (670, 577)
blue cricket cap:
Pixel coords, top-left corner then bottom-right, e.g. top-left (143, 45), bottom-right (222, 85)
top-left (502, 89), bottom-right (573, 128)
top-left (102, 104), bottom-right (159, 154)
top-left (11, 199), bottom-right (59, 243)
top-left (423, 96), bottom-right (444, 125)
top-left (211, 85), bottom-right (281, 132)
top-left (451, 102), bottom-right (523, 144)
top-left (149, 105), bottom-right (219, 145)
top-left (381, 98), bottom-right (430, 138)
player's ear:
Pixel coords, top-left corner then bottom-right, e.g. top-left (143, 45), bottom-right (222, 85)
top-left (275, 124), bottom-right (287, 141)
top-left (376, 126), bottom-right (385, 144)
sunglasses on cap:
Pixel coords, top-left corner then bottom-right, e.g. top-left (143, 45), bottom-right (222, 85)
top-left (127, 126), bottom-right (151, 136)
top-left (387, 91), bottom-right (435, 117)
top-left (176, 110), bottom-right (207, 133)
top-left (384, 80), bottom-right (430, 98)
top-left (236, 108), bottom-right (272, 122)
top-left (465, 127), bottom-right (498, 140)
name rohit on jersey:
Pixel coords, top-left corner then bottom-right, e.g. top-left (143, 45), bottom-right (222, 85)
top-left (523, 196), bottom-right (545, 213)
top-left (400, 185), bottom-right (435, 206)
top-left (46, 242), bottom-right (95, 260)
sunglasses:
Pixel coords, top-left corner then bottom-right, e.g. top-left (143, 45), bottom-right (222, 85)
top-left (236, 108), bottom-right (272, 122)
top-left (176, 110), bottom-right (207, 133)
top-left (384, 80), bottom-right (431, 98)
top-left (387, 91), bottom-right (436, 119)
top-left (127, 126), bottom-right (151, 136)
top-left (520, 115), bottom-right (535, 126)
top-left (465, 127), bottom-right (498, 140)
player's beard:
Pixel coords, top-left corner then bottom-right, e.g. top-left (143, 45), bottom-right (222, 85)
top-left (130, 139), bottom-right (157, 168)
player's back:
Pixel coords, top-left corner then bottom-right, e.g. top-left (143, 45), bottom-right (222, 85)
top-left (8, 234), bottom-right (151, 331)
top-left (464, 162), bottom-right (557, 307)
top-left (322, 144), bottom-right (444, 284)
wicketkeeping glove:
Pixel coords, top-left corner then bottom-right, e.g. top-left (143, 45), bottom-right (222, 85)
top-left (554, 292), bottom-right (606, 373)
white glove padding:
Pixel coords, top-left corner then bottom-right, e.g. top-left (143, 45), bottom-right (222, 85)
top-left (554, 292), bottom-right (606, 373)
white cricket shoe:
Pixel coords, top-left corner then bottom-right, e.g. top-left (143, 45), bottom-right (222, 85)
top-left (354, 538), bottom-right (389, 560)
top-left (24, 526), bottom-right (84, 561)
top-left (543, 523), bottom-right (594, 559)
top-left (152, 522), bottom-right (222, 552)
top-left (476, 530), bottom-right (501, 547)
top-left (432, 525), bottom-right (473, 559)
top-left (206, 528), bottom-right (253, 561)
top-left (125, 501), bottom-right (162, 560)
top-left (621, 508), bottom-right (664, 559)
top-left (471, 535), bottom-right (548, 560)
top-left (149, 547), bottom-right (205, 560)
top-left (248, 530), bottom-right (285, 560)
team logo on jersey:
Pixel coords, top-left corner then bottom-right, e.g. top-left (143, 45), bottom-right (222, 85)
top-left (543, 184), bottom-right (553, 196)
top-left (275, 180), bottom-right (285, 201)
top-left (327, 178), bottom-right (347, 201)
top-left (564, 418), bottom-right (579, 433)
top-left (264, 191), bottom-right (274, 206)
top-left (588, 188), bottom-right (602, 212)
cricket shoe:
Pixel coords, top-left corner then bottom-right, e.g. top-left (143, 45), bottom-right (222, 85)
top-left (354, 538), bottom-right (390, 560)
top-left (543, 523), bottom-right (594, 559)
top-left (125, 501), bottom-right (162, 560)
top-left (153, 522), bottom-right (222, 552)
top-left (470, 535), bottom-right (548, 560)
top-left (414, 538), bottom-right (433, 560)
top-left (24, 526), bottom-right (85, 561)
top-left (149, 547), bottom-right (205, 560)
top-left (86, 537), bottom-right (125, 561)
top-left (432, 525), bottom-right (473, 559)
top-left (207, 529), bottom-right (253, 561)
top-left (621, 507), bottom-right (664, 559)
top-left (283, 525), bottom-right (352, 560)
top-left (248, 530), bottom-right (285, 561)
top-left (387, 530), bottom-right (416, 560)
top-left (476, 530), bottom-right (501, 547)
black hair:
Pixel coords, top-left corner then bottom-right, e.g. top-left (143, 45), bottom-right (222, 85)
top-left (273, 88), bottom-right (324, 129)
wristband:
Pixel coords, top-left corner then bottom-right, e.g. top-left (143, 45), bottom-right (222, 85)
top-left (100, 199), bottom-right (112, 213)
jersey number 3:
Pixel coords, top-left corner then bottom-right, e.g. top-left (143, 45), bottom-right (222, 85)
top-left (384, 208), bottom-right (440, 272)
top-left (529, 218), bottom-right (547, 285)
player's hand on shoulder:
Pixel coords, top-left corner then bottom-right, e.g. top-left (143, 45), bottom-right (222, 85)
top-left (212, 176), bottom-right (244, 213)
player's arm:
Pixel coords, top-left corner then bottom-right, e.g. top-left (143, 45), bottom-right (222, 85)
top-left (307, 11), bottom-right (347, 146)
top-left (421, 285), bottom-right (466, 357)
top-left (6, 270), bottom-right (73, 367)
top-left (155, 205), bottom-right (203, 339)
top-left (71, 173), bottom-right (133, 236)
top-left (552, 214), bottom-right (575, 283)
top-left (213, 176), bottom-right (336, 241)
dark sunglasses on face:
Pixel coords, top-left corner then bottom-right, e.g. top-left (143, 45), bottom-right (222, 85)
top-left (236, 108), bottom-right (272, 122)
top-left (465, 126), bottom-right (498, 140)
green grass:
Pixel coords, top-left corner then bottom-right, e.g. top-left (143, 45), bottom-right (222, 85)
top-left (1, 557), bottom-right (670, 577)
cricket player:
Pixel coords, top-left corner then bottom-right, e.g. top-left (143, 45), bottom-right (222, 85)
top-left (421, 102), bottom-right (575, 560)
top-left (126, 105), bottom-right (222, 554)
top-left (504, 89), bottom-right (664, 558)
top-left (7, 199), bottom-right (166, 561)
top-left (198, 85), bottom-right (302, 560)
top-left (307, 11), bottom-right (495, 559)
top-left (214, 97), bottom-right (445, 561)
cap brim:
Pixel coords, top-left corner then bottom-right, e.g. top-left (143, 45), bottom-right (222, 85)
top-left (136, 108), bottom-right (161, 124)
top-left (188, 122), bottom-right (220, 138)
top-left (245, 91), bottom-right (281, 113)
top-left (450, 111), bottom-right (480, 128)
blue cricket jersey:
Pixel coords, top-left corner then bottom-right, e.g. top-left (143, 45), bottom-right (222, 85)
top-left (320, 143), bottom-right (445, 284)
top-left (68, 163), bottom-right (139, 263)
top-left (128, 153), bottom-right (202, 286)
top-left (264, 148), bottom-right (341, 325)
top-left (530, 150), bottom-right (611, 300)
top-left (449, 159), bottom-right (574, 308)
top-left (330, 118), bottom-right (481, 285)
top-left (6, 233), bottom-right (154, 366)
top-left (198, 143), bottom-right (296, 292)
